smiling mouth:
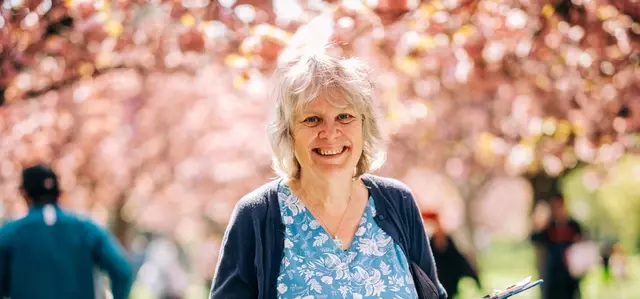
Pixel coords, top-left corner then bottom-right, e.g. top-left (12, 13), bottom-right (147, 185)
top-left (313, 146), bottom-right (349, 156)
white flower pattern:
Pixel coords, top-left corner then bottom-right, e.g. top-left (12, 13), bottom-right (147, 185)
top-left (283, 216), bottom-right (294, 224)
top-left (276, 182), bottom-right (418, 299)
top-left (278, 283), bottom-right (288, 294)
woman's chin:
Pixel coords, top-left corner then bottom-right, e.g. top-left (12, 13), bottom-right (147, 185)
top-left (305, 164), bottom-right (356, 178)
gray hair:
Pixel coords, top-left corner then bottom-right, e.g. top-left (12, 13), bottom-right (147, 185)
top-left (267, 48), bottom-right (386, 179)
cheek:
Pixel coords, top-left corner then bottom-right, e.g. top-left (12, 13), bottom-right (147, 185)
top-left (292, 128), bottom-right (315, 150)
top-left (346, 125), bottom-right (364, 144)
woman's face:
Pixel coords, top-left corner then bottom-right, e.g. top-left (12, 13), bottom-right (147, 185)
top-left (292, 94), bottom-right (363, 179)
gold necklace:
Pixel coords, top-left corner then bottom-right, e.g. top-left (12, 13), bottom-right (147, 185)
top-left (302, 191), bottom-right (353, 249)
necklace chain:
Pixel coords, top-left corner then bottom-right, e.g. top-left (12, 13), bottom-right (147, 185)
top-left (301, 189), bottom-right (353, 248)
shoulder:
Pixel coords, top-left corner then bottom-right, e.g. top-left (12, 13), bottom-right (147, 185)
top-left (363, 174), bottom-right (412, 192)
top-left (362, 174), bottom-right (422, 220)
top-left (363, 174), bottom-right (415, 201)
top-left (234, 179), bottom-right (280, 213)
top-left (229, 179), bottom-right (281, 223)
top-left (58, 211), bottom-right (113, 244)
top-left (0, 212), bottom-right (41, 240)
top-left (0, 219), bottom-right (24, 245)
top-left (57, 209), bottom-right (101, 229)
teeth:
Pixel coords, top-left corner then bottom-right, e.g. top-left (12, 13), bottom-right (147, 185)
top-left (317, 147), bottom-right (344, 156)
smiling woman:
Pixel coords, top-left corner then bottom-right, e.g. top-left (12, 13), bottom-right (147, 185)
top-left (293, 95), bottom-right (362, 177)
top-left (268, 50), bottom-right (385, 181)
top-left (209, 45), bottom-right (447, 299)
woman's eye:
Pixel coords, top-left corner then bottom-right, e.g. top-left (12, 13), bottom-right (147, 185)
top-left (302, 116), bottom-right (321, 126)
top-left (337, 114), bottom-right (355, 123)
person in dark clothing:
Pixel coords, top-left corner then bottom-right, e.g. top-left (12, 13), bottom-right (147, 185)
top-left (530, 196), bottom-right (583, 299)
top-left (0, 164), bottom-right (133, 299)
top-left (425, 212), bottom-right (482, 298)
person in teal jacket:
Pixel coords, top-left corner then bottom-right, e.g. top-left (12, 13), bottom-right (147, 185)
top-left (0, 164), bottom-right (133, 299)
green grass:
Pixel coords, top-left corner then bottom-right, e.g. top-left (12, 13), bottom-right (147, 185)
top-left (457, 242), bottom-right (640, 299)
top-left (130, 283), bottom-right (209, 299)
top-left (457, 242), bottom-right (539, 299)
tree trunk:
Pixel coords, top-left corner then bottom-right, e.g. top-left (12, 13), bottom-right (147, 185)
top-left (527, 172), bottom-right (562, 206)
top-left (111, 195), bottom-right (132, 250)
top-left (460, 190), bottom-right (479, 267)
top-left (455, 174), bottom-right (491, 269)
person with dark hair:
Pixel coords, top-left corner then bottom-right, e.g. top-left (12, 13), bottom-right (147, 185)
top-left (530, 196), bottom-right (583, 299)
top-left (0, 164), bottom-right (133, 299)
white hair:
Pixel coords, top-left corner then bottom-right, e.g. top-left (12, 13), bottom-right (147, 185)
top-left (267, 48), bottom-right (386, 179)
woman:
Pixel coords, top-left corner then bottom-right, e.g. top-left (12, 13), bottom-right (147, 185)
top-left (209, 48), bottom-right (447, 299)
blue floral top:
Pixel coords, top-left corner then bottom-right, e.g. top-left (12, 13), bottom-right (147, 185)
top-left (276, 183), bottom-right (419, 299)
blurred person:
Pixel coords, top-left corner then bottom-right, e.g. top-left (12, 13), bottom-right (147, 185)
top-left (530, 196), bottom-right (583, 299)
top-left (423, 212), bottom-right (482, 298)
top-left (137, 235), bottom-right (190, 299)
top-left (0, 164), bottom-right (133, 299)
top-left (599, 239), bottom-right (630, 285)
top-left (209, 46), bottom-right (447, 299)
top-left (609, 243), bottom-right (629, 283)
top-left (531, 201), bottom-right (551, 281)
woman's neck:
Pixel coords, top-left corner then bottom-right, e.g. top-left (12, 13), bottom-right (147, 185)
top-left (294, 171), bottom-right (355, 210)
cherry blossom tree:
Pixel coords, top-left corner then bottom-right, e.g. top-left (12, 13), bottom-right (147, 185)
top-left (1, 0), bottom-right (639, 278)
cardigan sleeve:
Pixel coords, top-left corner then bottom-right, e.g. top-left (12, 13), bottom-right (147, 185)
top-left (398, 184), bottom-right (448, 299)
top-left (209, 198), bottom-right (260, 299)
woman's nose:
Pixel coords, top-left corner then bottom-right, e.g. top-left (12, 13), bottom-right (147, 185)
top-left (318, 120), bottom-right (340, 139)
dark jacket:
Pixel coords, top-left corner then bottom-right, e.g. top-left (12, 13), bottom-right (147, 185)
top-left (530, 219), bottom-right (583, 299)
top-left (210, 174), bottom-right (447, 299)
top-left (430, 235), bottom-right (481, 297)
top-left (0, 204), bottom-right (133, 299)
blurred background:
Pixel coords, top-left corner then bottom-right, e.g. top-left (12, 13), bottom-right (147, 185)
top-left (0, 0), bottom-right (639, 298)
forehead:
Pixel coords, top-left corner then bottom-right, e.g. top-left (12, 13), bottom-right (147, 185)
top-left (300, 96), bottom-right (352, 112)
top-left (295, 88), bottom-right (358, 115)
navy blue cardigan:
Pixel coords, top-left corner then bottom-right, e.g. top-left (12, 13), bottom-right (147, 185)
top-left (209, 174), bottom-right (447, 299)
